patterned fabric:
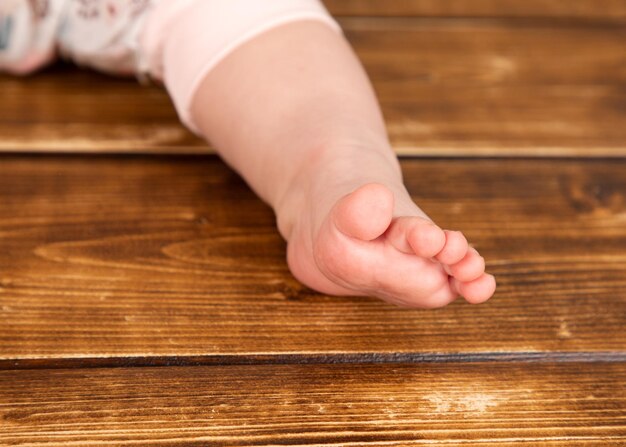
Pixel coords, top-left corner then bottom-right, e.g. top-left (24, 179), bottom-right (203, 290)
top-left (0, 0), bottom-right (157, 75)
top-left (0, 0), bottom-right (340, 132)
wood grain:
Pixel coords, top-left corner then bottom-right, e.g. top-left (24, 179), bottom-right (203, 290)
top-left (1, 362), bottom-right (624, 445)
top-left (0, 155), bottom-right (624, 364)
top-left (323, 0), bottom-right (626, 20)
top-left (348, 19), bottom-right (626, 156)
top-left (1, 9), bottom-right (623, 444)
top-left (1, 18), bottom-right (624, 156)
top-left (0, 67), bottom-right (199, 153)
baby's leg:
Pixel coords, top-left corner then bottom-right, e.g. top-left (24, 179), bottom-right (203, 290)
top-left (190, 21), bottom-right (495, 308)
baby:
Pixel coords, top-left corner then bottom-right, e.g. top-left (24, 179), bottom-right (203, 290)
top-left (0, 0), bottom-right (496, 308)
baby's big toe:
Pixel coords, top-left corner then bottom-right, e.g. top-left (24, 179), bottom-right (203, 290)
top-left (332, 183), bottom-right (394, 241)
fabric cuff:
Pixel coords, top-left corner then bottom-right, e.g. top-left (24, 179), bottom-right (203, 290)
top-left (140, 0), bottom-right (342, 135)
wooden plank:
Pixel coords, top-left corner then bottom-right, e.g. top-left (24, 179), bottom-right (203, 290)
top-left (347, 19), bottom-right (626, 156)
top-left (323, 0), bottom-right (626, 20)
top-left (0, 155), bottom-right (624, 363)
top-left (1, 18), bottom-right (624, 156)
top-left (1, 363), bottom-right (624, 445)
top-left (0, 67), bottom-right (200, 154)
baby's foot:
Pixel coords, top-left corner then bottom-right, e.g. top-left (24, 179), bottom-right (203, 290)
top-left (285, 182), bottom-right (496, 308)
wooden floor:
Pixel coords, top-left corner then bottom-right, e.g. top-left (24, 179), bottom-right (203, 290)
top-left (0, 2), bottom-right (624, 445)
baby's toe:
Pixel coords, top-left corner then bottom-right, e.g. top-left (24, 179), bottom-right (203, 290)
top-left (332, 183), bottom-right (394, 241)
top-left (448, 247), bottom-right (485, 282)
top-left (408, 220), bottom-right (446, 258)
top-left (435, 230), bottom-right (469, 265)
top-left (387, 216), bottom-right (446, 258)
top-left (453, 273), bottom-right (496, 304)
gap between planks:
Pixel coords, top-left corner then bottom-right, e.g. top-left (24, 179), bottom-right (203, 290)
top-left (1, 351), bottom-right (625, 371)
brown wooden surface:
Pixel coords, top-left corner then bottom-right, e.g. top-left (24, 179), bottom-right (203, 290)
top-left (0, 155), bottom-right (624, 364)
top-left (349, 19), bottom-right (626, 156)
top-left (324, 0), bottom-right (626, 20)
top-left (1, 363), bottom-right (624, 445)
top-left (1, 4), bottom-right (625, 445)
top-left (1, 18), bottom-right (624, 156)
